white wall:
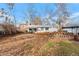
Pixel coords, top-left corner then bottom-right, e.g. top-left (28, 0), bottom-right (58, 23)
top-left (35, 27), bottom-right (58, 33)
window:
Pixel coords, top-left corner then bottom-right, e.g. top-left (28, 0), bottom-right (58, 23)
top-left (45, 27), bottom-right (49, 30)
top-left (29, 28), bottom-right (33, 32)
top-left (41, 27), bottom-right (44, 30)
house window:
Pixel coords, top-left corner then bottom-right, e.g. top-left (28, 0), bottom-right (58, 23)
top-left (33, 28), bottom-right (37, 32)
top-left (29, 28), bottom-right (37, 32)
top-left (41, 27), bottom-right (44, 30)
top-left (29, 28), bottom-right (33, 32)
top-left (45, 27), bottom-right (49, 30)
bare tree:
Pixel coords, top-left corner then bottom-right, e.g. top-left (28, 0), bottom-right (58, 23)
top-left (0, 8), bottom-right (12, 34)
top-left (0, 3), bottom-right (16, 34)
top-left (26, 4), bottom-right (37, 25)
top-left (24, 4), bottom-right (43, 25)
top-left (44, 4), bottom-right (53, 25)
top-left (32, 16), bottom-right (42, 25)
top-left (6, 3), bottom-right (15, 23)
top-left (6, 3), bottom-right (17, 34)
top-left (53, 3), bottom-right (70, 31)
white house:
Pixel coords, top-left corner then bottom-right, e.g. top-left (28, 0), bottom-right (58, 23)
top-left (19, 24), bottom-right (58, 33)
top-left (26, 25), bottom-right (58, 33)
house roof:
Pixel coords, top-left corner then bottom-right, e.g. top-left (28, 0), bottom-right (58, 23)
top-left (26, 25), bottom-right (53, 28)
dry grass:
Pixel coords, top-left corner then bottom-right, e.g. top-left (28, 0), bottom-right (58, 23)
top-left (0, 33), bottom-right (79, 56)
